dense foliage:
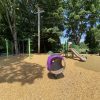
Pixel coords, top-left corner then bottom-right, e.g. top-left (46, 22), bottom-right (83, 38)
top-left (0, 0), bottom-right (64, 53)
top-left (63, 0), bottom-right (100, 53)
top-left (0, 0), bottom-right (100, 54)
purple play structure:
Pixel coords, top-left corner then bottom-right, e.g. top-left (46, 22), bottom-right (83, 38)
top-left (47, 54), bottom-right (65, 77)
top-left (47, 54), bottom-right (63, 70)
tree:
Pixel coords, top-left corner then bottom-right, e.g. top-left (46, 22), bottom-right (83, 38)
top-left (94, 25), bottom-right (100, 41)
top-left (94, 25), bottom-right (100, 55)
top-left (64, 0), bottom-right (86, 44)
top-left (64, 0), bottom-right (100, 45)
top-left (0, 0), bottom-right (18, 54)
top-left (0, 0), bottom-right (65, 53)
top-left (37, 0), bottom-right (64, 52)
top-left (16, 0), bottom-right (64, 53)
top-left (84, 0), bottom-right (100, 53)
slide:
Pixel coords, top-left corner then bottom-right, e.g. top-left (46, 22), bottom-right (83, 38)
top-left (70, 48), bottom-right (87, 62)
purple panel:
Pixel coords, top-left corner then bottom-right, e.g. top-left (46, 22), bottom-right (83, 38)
top-left (47, 54), bottom-right (63, 70)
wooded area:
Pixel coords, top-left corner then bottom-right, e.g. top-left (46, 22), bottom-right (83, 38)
top-left (0, 0), bottom-right (100, 54)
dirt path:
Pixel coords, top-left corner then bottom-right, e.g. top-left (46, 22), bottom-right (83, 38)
top-left (0, 54), bottom-right (99, 100)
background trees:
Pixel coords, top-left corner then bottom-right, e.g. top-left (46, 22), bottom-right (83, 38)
top-left (0, 0), bottom-right (19, 54)
top-left (0, 0), bottom-right (64, 53)
top-left (64, 0), bottom-right (100, 53)
top-left (64, 0), bottom-right (99, 40)
top-left (0, 0), bottom-right (99, 54)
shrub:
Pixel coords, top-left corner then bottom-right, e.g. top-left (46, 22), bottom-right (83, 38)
top-left (79, 43), bottom-right (89, 53)
top-left (72, 43), bottom-right (89, 54)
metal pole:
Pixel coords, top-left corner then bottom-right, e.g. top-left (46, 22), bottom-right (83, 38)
top-left (5, 39), bottom-right (8, 58)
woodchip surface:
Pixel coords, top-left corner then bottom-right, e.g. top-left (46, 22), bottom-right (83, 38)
top-left (0, 54), bottom-right (99, 100)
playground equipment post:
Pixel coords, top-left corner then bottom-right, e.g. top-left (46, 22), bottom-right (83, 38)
top-left (65, 41), bottom-right (68, 57)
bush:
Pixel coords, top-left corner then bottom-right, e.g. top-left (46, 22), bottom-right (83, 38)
top-left (89, 48), bottom-right (99, 54)
top-left (79, 43), bottom-right (89, 53)
top-left (72, 43), bottom-right (89, 54)
top-left (88, 41), bottom-right (100, 54)
top-left (48, 51), bottom-right (54, 55)
top-left (72, 44), bottom-right (80, 53)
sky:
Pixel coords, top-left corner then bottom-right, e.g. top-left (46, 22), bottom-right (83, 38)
top-left (60, 30), bottom-right (86, 44)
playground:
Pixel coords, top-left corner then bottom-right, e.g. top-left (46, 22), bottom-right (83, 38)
top-left (0, 0), bottom-right (100, 100)
top-left (0, 54), bottom-right (99, 100)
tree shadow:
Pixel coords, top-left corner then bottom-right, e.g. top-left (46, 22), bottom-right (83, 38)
top-left (0, 55), bottom-right (44, 85)
top-left (0, 55), bottom-right (28, 66)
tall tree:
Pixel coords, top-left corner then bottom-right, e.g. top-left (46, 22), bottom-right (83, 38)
top-left (16, 0), bottom-right (65, 52)
top-left (64, 0), bottom-right (100, 45)
top-left (0, 0), bottom-right (65, 53)
top-left (36, 0), bottom-right (65, 52)
top-left (84, 0), bottom-right (100, 51)
top-left (0, 0), bottom-right (18, 54)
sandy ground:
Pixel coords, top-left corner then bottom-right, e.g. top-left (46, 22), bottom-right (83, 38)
top-left (0, 54), bottom-right (100, 100)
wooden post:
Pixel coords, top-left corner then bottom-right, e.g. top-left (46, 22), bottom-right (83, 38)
top-left (38, 7), bottom-right (40, 53)
top-left (35, 5), bottom-right (44, 53)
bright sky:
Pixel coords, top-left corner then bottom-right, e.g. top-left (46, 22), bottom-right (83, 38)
top-left (60, 30), bottom-right (86, 44)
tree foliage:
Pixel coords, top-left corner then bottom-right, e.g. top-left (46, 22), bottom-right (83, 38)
top-left (0, 0), bottom-right (99, 54)
top-left (0, 0), bottom-right (65, 53)
top-left (64, 0), bottom-right (100, 45)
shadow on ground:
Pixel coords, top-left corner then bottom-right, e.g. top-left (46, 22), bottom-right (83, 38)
top-left (0, 55), bottom-right (44, 85)
top-left (47, 73), bottom-right (64, 79)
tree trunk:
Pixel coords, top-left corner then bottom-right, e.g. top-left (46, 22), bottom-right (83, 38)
top-left (13, 32), bottom-right (18, 54)
top-left (13, 11), bottom-right (18, 54)
top-left (23, 41), bottom-right (24, 54)
top-left (11, 42), bottom-right (14, 55)
top-left (5, 0), bottom-right (18, 55)
top-left (13, 0), bottom-right (18, 54)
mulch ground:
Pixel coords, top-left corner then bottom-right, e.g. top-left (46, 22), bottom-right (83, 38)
top-left (0, 54), bottom-right (99, 100)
